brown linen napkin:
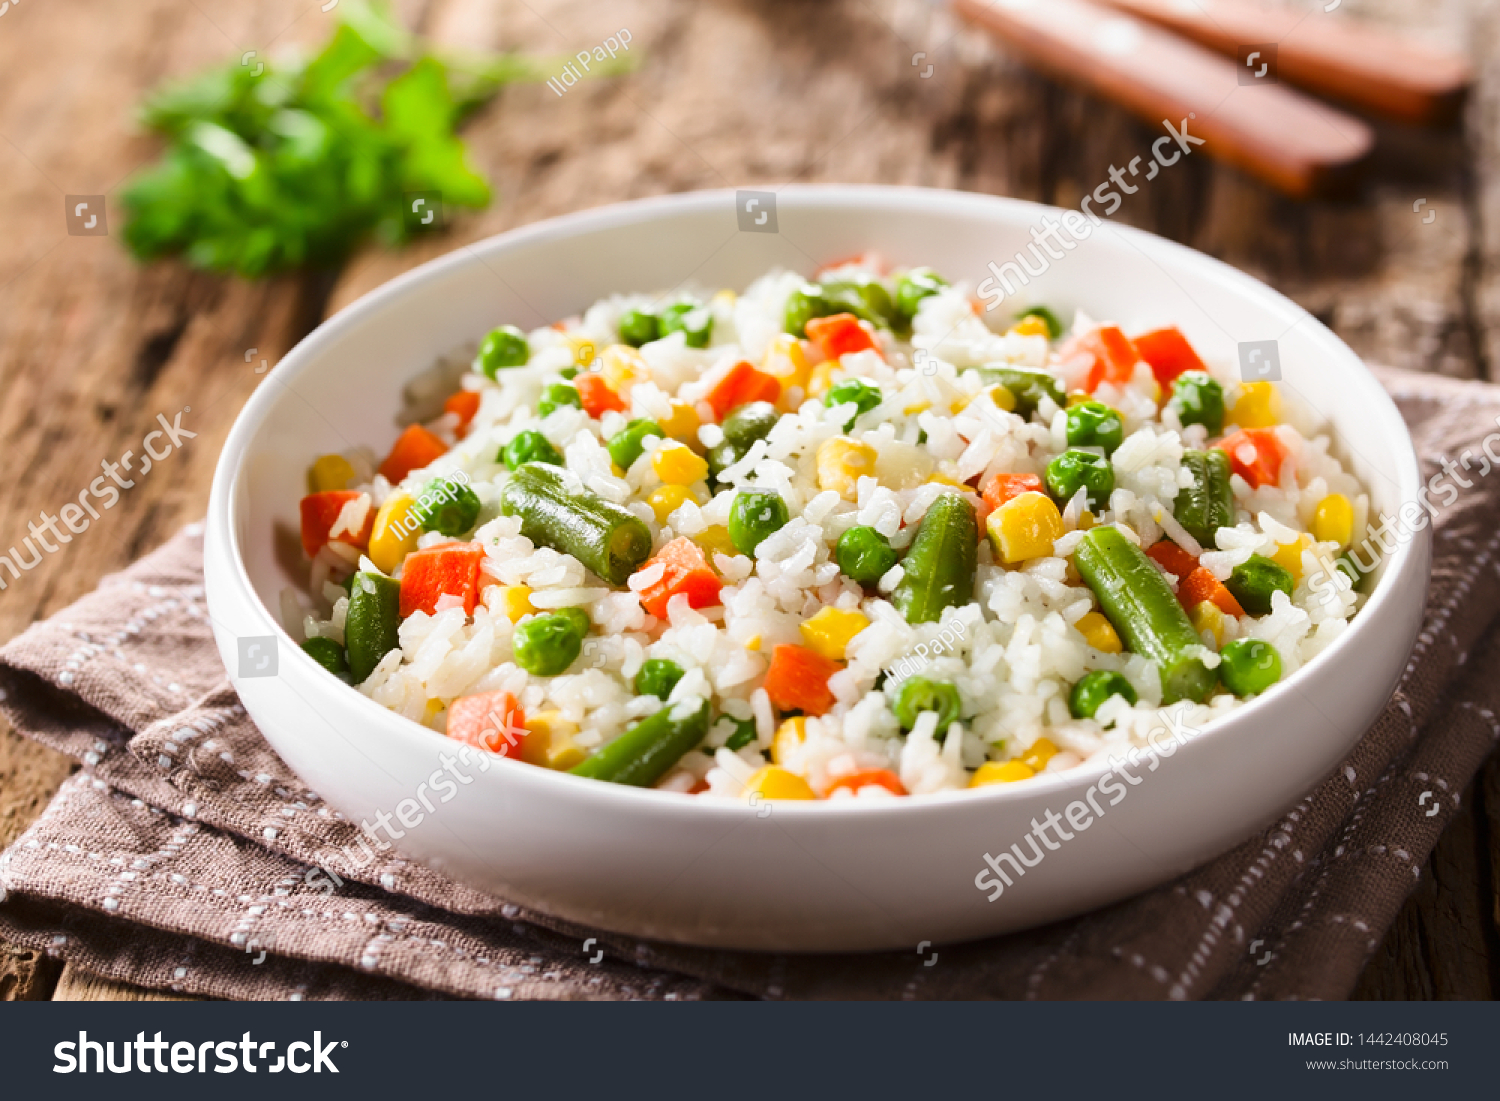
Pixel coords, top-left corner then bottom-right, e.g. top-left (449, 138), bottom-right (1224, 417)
top-left (2, 364), bottom-right (1498, 1001)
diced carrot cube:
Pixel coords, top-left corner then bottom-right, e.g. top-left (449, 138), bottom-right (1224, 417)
top-left (444, 390), bottom-right (481, 437)
top-left (379, 424), bottom-right (449, 485)
top-left (1146, 539), bottom-right (1200, 580)
top-left (446, 691), bottom-right (527, 757)
top-left (762, 643), bottom-right (840, 716)
top-left (576, 373), bottom-right (627, 418)
top-left (1177, 566), bottom-right (1245, 617)
top-left (1068, 325), bottom-right (1140, 392)
top-left (1132, 326), bottom-right (1207, 389)
top-left (635, 537), bottom-right (723, 619)
top-left (399, 542), bottom-right (485, 618)
top-left (704, 360), bottom-right (781, 421)
top-left (1220, 427), bottom-right (1288, 489)
top-left (826, 768), bottom-right (906, 797)
top-left (804, 313), bottom-right (879, 362)
top-left (299, 490), bottom-right (372, 558)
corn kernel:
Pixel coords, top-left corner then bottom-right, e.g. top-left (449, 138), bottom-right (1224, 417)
top-left (1079, 510), bottom-right (1096, 530)
top-left (970, 760), bottom-right (1035, 787)
top-left (761, 333), bottom-right (811, 390)
top-left (1075, 611), bottom-right (1121, 653)
top-left (1008, 315), bottom-right (1051, 338)
top-left (601, 344), bottom-right (647, 392)
top-left (928, 471), bottom-right (963, 488)
top-left (1019, 736), bottom-right (1058, 773)
top-left (1271, 534), bottom-right (1310, 580)
top-left (647, 483), bottom-right (695, 522)
top-left (1312, 493), bottom-right (1353, 549)
top-left (1146, 377), bottom-right (1162, 405)
top-left (497, 585), bottom-right (535, 623)
top-left (807, 362), bottom-right (838, 397)
top-left (1228, 381), bottom-right (1281, 428)
top-left (986, 491), bottom-right (1066, 564)
top-left (566, 335), bottom-right (599, 370)
top-left (521, 710), bottom-right (586, 770)
top-left (693, 524), bottom-right (736, 560)
top-left (799, 606), bottom-right (871, 661)
top-left (1065, 390), bottom-right (1093, 409)
top-left (308, 453), bottom-right (356, 493)
top-left (745, 634), bottom-right (761, 652)
top-left (816, 436), bottom-right (878, 501)
top-left (368, 492), bottom-right (421, 574)
top-left (652, 440), bottom-right (709, 485)
top-left (986, 384), bottom-right (1017, 412)
top-left (742, 765), bottom-right (816, 801)
top-left (422, 698), bottom-right (444, 725)
top-left (659, 400), bottom-right (701, 443)
top-left (903, 400), bottom-right (932, 415)
top-left (771, 717), bottom-right (806, 766)
top-left (1190, 599), bottom-right (1226, 646)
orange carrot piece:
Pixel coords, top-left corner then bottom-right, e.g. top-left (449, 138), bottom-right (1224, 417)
top-left (1220, 427), bottom-right (1288, 489)
top-left (980, 472), bottom-right (1046, 524)
top-left (1146, 539), bottom-right (1200, 580)
top-left (1132, 327), bottom-right (1206, 389)
top-left (636, 537), bottom-right (723, 619)
top-left (804, 313), bottom-right (878, 362)
top-left (444, 390), bottom-right (481, 437)
top-left (826, 768), bottom-right (906, 797)
top-left (446, 691), bottom-right (527, 757)
top-left (299, 490), bottom-right (372, 558)
top-left (1069, 325), bottom-right (1140, 392)
top-left (704, 360), bottom-right (781, 421)
top-left (1177, 566), bottom-right (1245, 617)
top-left (575, 373), bottom-right (627, 418)
top-left (398, 542), bottom-right (485, 618)
top-left (379, 424), bottom-right (449, 485)
top-left (762, 643), bottom-right (840, 716)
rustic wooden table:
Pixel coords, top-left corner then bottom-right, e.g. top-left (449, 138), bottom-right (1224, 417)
top-left (1, 0), bottom-right (1496, 1002)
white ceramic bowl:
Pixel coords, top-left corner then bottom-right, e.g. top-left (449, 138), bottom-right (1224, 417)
top-left (205, 186), bottom-right (1428, 952)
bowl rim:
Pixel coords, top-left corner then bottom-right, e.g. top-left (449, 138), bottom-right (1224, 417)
top-left (208, 182), bottom-right (1426, 822)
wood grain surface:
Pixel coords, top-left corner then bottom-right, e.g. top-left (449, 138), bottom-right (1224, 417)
top-left (1, 0), bottom-right (1497, 1000)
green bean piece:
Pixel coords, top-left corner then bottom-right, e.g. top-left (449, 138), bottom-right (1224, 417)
top-left (784, 283), bottom-right (839, 338)
top-left (723, 716), bottom-right (758, 752)
top-left (411, 478), bottom-right (482, 537)
top-left (512, 613), bottom-right (585, 676)
top-left (345, 571), bottom-right (402, 683)
top-left (659, 300), bottom-right (713, 348)
top-left (1218, 638), bottom-right (1281, 696)
top-left (823, 379), bottom-right (883, 430)
top-left (975, 365), bottom-right (1066, 418)
top-left (890, 675), bottom-right (962, 731)
top-left (1168, 371), bottom-right (1225, 435)
top-left (1068, 670), bottom-right (1138, 720)
top-left (1017, 306), bottom-right (1064, 339)
top-left (501, 429), bottom-right (564, 471)
top-left (1172, 449), bottom-right (1235, 548)
top-left (634, 658), bottom-right (685, 699)
top-left (820, 275), bottom-right (895, 328)
top-left (569, 698), bottom-right (711, 786)
top-left (891, 494), bottom-right (978, 625)
top-left (607, 418), bottom-right (664, 472)
top-left (1225, 554), bottom-right (1294, 616)
top-left (300, 636), bottom-right (348, 676)
top-left (728, 490), bottom-right (790, 557)
top-left (1072, 526), bottom-right (1217, 704)
top-left (499, 462), bottom-right (654, 586)
top-left (1064, 400), bottom-right (1124, 455)
top-left (894, 268), bottom-right (948, 320)
top-left (537, 382), bottom-right (582, 418)
top-left (836, 525), bottom-right (899, 585)
top-left (476, 324), bottom-right (529, 379)
top-left (1045, 449), bottom-right (1115, 512)
top-left (708, 402), bottom-right (780, 478)
top-left (618, 308), bottom-right (659, 348)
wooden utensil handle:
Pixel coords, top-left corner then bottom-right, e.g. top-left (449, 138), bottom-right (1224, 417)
top-left (954, 0), bottom-right (1373, 199)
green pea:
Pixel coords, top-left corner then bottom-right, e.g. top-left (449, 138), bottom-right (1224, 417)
top-left (823, 379), bottom-right (882, 430)
top-left (784, 283), bottom-right (838, 338)
top-left (659, 300), bottom-right (713, 348)
top-left (893, 268), bottom-right (948, 320)
top-left (556, 606), bottom-right (591, 637)
top-left (1068, 670), bottom-right (1138, 720)
top-left (559, 365), bottom-right (580, 380)
top-left (618, 308), bottom-right (659, 348)
top-left (1016, 306), bottom-right (1064, 339)
top-left (477, 324), bottom-right (529, 378)
top-left (1226, 554), bottom-right (1294, 616)
top-left (607, 418), bottom-right (664, 472)
top-left (890, 676), bottom-right (962, 731)
top-left (1168, 371), bottom-right (1225, 435)
top-left (820, 275), bottom-right (895, 327)
top-left (635, 658), bottom-right (685, 699)
top-left (723, 716), bottom-right (758, 751)
top-left (512, 612), bottom-right (584, 676)
top-left (300, 636), bottom-right (348, 675)
top-left (501, 429), bottom-right (564, 470)
top-left (836, 525), bottom-right (899, 585)
top-left (538, 382), bottom-right (582, 418)
top-left (412, 478), bottom-right (482, 537)
top-left (1335, 550), bottom-right (1369, 591)
top-left (1065, 401), bottom-right (1124, 456)
top-left (1218, 638), bottom-right (1281, 696)
top-left (1045, 448), bottom-right (1115, 511)
top-left (728, 489), bottom-right (790, 557)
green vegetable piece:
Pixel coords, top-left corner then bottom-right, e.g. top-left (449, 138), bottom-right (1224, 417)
top-left (300, 636), bottom-right (348, 676)
top-left (824, 379), bottom-right (883, 430)
top-left (1065, 400), bottom-right (1124, 455)
top-left (556, 606), bottom-right (591, 637)
top-left (1071, 525), bottom-right (1217, 705)
top-left (478, 325), bottom-right (530, 378)
top-left (345, 571), bottom-right (401, 684)
top-left (891, 494), bottom-right (978, 625)
top-left (412, 477), bottom-right (482, 537)
top-left (894, 268), bottom-right (948, 320)
top-left (635, 658), bottom-right (685, 699)
top-left (1017, 306), bottom-right (1064, 339)
top-left (976, 365), bottom-right (1065, 418)
top-left (538, 382), bottom-right (582, 418)
top-left (1168, 370), bottom-right (1225, 435)
top-left (1045, 449), bottom-right (1115, 512)
top-left (658, 300), bottom-right (713, 348)
top-left (512, 612), bottom-right (584, 676)
top-left (501, 429), bottom-right (563, 470)
top-left (1068, 670), bottom-right (1138, 720)
top-left (1218, 638), bottom-right (1282, 696)
top-left (1226, 554), bottom-right (1295, 616)
top-left (820, 275), bottom-right (895, 327)
top-left (499, 462), bottom-right (654, 586)
top-left (1173, 449), bottom-right (1235, 548)
top-left (607, 418), bottom-right (664, 472)
top-left (1336, 550), bottom-right (1370, 591)
top-left (728, 490), bottom-right (790, 557)
top-left (558, 365), bottom-right (580, 380)
top-left (836, 525), bottom-right (899, 585)
top-left (569, 699), bottom-right (711, 786)
top-left (618, 308), bottom-right (659, 348)
top-left (783, 283), bottom-right (839, 338)
top-left (890, 675), bottom-right (962, 731)
top-left (708, 402), bottom-right (780, 478)
top-left (723, 716), bottom-right (757, 752)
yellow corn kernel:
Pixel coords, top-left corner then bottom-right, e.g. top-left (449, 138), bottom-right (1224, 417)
top-left (521, 710), bottom-right (587, 770)
top-left (693, 524), bottom-right (736, 560)
top-left (969, 760), bottom-right (1035, 787)
top-left (761, 333), bottom-right (811, 391)
top-left (816, 436), bottom-right (878, 501)
top-left (1065, 389), bottom-right (1093, 409)
top-left (928, 471), bottom-right (963, 488)
top-left (1271, 534), bottom-right (1310, 580)
top-left (308, 453), bottom-right (356, 493)
top-left (1075, 611), bottom-right (1121, 653)
top-left (422, 698), bottom-right (444, 725)
top-left (903, 399), bottom-right (932, 415)
top-left (652, 440), bottom-right (709, 485)
top-left (742, 765), bottom-right (816, 802)
top-left (1008, 315), bottom-right (1051, 338)
top-left (807, 362), bottom-right (838, 397)
top-left (566, 335), bottom-right (599, 370)
top-left (986, 384), bottom-right (1017, 413)
top-left (771, 717), bottom-right (806, 766)
top-left (1228, 381), bottom-right (1281, 428)
top-left (1190, 599), bottom-right (1226, 646)
top-left (1078, 510), bottom-right (1096, 530)
top-left (601, 344), bottom-right (647, 392)
top-left (799, 606), bottom-right (871, 661)
top-left (647, 483), bottom-right (695, 522)
top-left (712, 288), bottom-right (737, 310)
top-left (659, 400), bottom-right (701, 443)
top-left (497, 585), bottom-right (535, 624)
top-left (1019, 736), bottom-right (1058, 773)
top-left (986, 491), bottom-right (1066, 564)
top-left (367, 492), bottom-right (422, 574)
top-left (1312, 493), bottom-right (1353, 549)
